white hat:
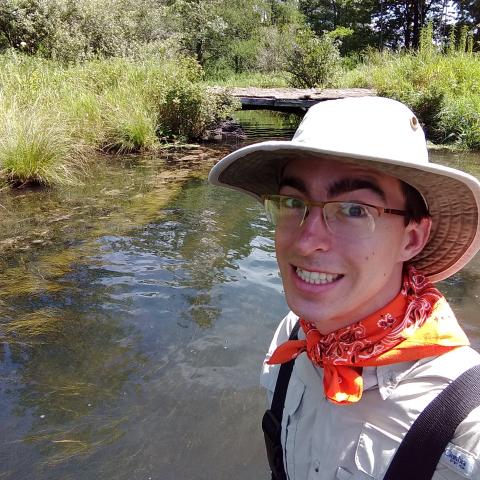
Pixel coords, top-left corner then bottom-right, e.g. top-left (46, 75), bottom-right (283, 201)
top-left (209, 96), bottom-right (480, 282)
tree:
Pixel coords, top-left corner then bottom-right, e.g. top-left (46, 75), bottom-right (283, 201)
top-left (373, 1), bottom-right (448, 50)
top-left (168, 0), bottom-right (228, 66)
top-left (297, 0), bottom-right (460, 52)
top-left (286, 27), bottom-right (342, 88)
top-left (298, 0), bottom-right (380, 53)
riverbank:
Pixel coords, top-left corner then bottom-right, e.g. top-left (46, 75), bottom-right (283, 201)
top-left (0, 52), bottom-right (239, 187)
top-left (209, 50), bottom-right (480, 151)
top-left (1, 48), bottom-right (479, 188)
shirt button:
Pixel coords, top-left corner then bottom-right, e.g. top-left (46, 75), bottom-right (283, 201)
top-left (385, 372), bottom-right (396, 386)
top-left (313, 460), bottom-right (320, 473)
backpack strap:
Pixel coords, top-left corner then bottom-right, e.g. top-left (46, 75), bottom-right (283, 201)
top-left (262, 320), bottom-right (300, 480)
top-left (384, 363), bottom-right (480, 480)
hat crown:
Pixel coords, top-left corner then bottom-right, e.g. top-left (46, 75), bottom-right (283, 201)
top-left (292, 97), bottom-right (429, 165)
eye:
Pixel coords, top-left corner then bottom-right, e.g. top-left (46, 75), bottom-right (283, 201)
top-left (281, 197), bottom-right (304, 209)
top-left (339, 203), bottom-right (370, 218)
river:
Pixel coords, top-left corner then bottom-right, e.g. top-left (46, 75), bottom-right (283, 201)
top-left (0, 110), bottom-right (479, 480)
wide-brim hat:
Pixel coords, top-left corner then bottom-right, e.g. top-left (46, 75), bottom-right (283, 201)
top-left (209, 96), bottom-right (480, 282)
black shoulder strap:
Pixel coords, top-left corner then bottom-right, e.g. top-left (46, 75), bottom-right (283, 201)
top-left (384, 363), bottom-right (480, 480)
top-left (262, 320), bottom-right (300, 480)
top-left (270, 320), bottom-right (301, 419)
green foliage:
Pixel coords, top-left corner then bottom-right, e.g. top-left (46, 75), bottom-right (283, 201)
top-left (447, 25), bottom-right (456, 55)
top-left (340, 48), bottom-right (480, 149)
top-left (254, 25), bottom-right (296, 73)
top-left (458, 25), bottom-right (468, 54)
top-left (0, 51), bottom-right (237, 185)
top-left (205, 71), bottom-right (290, 88)
top-left (419, 22), bottom-right (435, 57)
top-left (287, 28), bottom-right (342, 88)
top-left (0, 99), bottom-right (85, 186)
top-left (169, 0), bottom-right (227, 66)
top-left (0, 0), bottom-right (169, 62)
top-left (437, 95), bottom-right (480, 150)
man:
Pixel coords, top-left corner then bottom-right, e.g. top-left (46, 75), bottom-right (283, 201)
top-left (208, 97), bottom-right (480, 479)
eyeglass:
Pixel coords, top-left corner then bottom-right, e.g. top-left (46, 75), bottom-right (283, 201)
top-left (263, 195), bottom-right (406, 238)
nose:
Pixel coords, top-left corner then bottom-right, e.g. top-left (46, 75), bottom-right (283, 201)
top-left (295, 205), bottom-right (332, 254)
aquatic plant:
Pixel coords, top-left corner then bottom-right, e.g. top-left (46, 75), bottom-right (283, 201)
top-left (340, 48), bottom-right (480, 150)
top-left (0, 98), bottom-right (86, 186)
top-left (0, 52), bottom-right (237, 185)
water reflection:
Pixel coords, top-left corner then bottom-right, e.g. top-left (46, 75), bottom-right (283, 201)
top-left (0, 113), bottom-right (479, 480)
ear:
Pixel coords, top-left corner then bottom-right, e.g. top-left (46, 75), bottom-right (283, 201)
top-left (399, 217), bottom-right (432, 262)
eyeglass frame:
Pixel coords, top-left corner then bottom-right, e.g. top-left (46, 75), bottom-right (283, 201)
top-left (262, 194), bottom-right (406, 235)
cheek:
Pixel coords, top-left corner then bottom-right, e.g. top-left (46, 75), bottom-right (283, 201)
top-left (275, 229), bottom-right (291, 257)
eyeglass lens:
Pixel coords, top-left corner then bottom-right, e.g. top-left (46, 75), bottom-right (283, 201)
top-left (264, 196), bottom-right (378, 238)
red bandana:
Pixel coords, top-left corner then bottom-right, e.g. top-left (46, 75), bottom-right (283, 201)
top-left (267, 266), bottom-right (469, 405)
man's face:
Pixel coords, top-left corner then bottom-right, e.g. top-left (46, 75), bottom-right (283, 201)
top-left (274, 157), bottom-right (429, 334)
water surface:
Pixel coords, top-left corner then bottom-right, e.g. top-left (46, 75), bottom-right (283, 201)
top-left (0, 112), bottom-right (479, 479)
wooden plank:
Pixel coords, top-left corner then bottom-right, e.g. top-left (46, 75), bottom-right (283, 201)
top-left (209, 87), bottom-right (376, 111)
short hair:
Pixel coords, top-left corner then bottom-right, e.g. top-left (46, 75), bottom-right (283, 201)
top-left (401, 181), bottom-right (431, 225)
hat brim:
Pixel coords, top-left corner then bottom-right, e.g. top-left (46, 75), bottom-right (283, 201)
top-left (209, 141), bottom-right (480, 283)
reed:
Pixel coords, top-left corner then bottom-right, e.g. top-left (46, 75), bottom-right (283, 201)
top-left (0, 99), bottom-right (86, 186)
top-left (0, 52), bottom-right (237, 186)
top-left (340, 49), bottom-right (480, 149)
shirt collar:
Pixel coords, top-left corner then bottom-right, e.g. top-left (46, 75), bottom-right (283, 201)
top-left (366, 360), bottom-right (421, 399)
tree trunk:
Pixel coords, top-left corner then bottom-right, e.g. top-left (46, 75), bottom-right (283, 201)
top-left (196, 40), bottom-right (204, 66)
top-left (412, 0), bottom-right (421, 49)
top-left (331, 0), bottom-right (338, 28)
top-left (405, 1), bottom-right (413, 49)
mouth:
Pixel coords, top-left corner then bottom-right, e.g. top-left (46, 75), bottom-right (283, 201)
top-left (295, 267), bottom-right (343, 285)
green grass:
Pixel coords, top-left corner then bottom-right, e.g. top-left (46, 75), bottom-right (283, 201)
top-left (0, 99), bottom-right (86, 186)
top-left (205, 70), bottom-right (291, 88)
top-left (339, 49), bottom-right (480, 149)
top-left (0, 46), bottom-right (478, 187)
top-left (0, 52), bottom-right (237, 186)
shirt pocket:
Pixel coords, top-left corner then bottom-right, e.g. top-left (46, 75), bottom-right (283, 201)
top-left (282, 375), bottom-right (306, 479)
top-left (351, 422), bottom-right (402, 479)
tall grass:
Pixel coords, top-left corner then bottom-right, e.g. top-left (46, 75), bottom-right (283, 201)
top-left (0, 98), bottom-right (86, 186)
top-left (340, 48), bottom-right (480, 150)
top-left (0, 51), bottom-right (238, 186)
top-left (205, 71), bottom-right (291, 88)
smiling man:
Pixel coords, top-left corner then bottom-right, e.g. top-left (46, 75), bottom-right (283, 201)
top-left (209, 97), bottom-right (480, 480)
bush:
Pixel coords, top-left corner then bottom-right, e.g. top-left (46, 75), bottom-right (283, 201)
top-left (0, 0), bottom-right (170, 63)
top-left (286, 28), bottom-right (342, 88)
top-left (254, 25), bottom-right (295, 73)
top-left (340, 49), bottom-right (480, 149)
top-left (438, 95), bottom-right (480, 150)
top-left (0, 51), bottom-right (238, 185)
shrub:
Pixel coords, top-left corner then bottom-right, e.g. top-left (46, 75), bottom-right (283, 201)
top-left (0, 52), bottom-right (238, 186)
top-left (0, 0), bottom-right (170, 63)
top-left (157, 81), bottom-right (239, 140)
top-left (438, 95), bottom-right (480, 150)
top-left (340, 48), bottom-right (480, 149)
top-left (286, 28), bottom-right (342, 88)
top-left (0, 99), bottom-right (85, 186)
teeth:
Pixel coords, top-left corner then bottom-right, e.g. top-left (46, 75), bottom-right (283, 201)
top-left (296, 268), bottom-right (341, 285)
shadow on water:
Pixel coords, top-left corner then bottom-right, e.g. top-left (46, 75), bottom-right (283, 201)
top-left (0, 111), bottom-right (480, 479)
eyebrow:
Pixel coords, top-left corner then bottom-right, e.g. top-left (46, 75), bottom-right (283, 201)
top-left (279, 176), bottom-right (386, 201)
top-left (328, 178), bottom-right (386, 202)
top-left (279, 176), bottom-right (307, 192)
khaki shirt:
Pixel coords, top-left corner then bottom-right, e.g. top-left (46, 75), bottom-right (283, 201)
top-left (261, 311), bottom-right (480, 480)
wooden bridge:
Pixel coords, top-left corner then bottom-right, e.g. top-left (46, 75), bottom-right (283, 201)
top-left (210, 87), bottom-right (376, 112)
